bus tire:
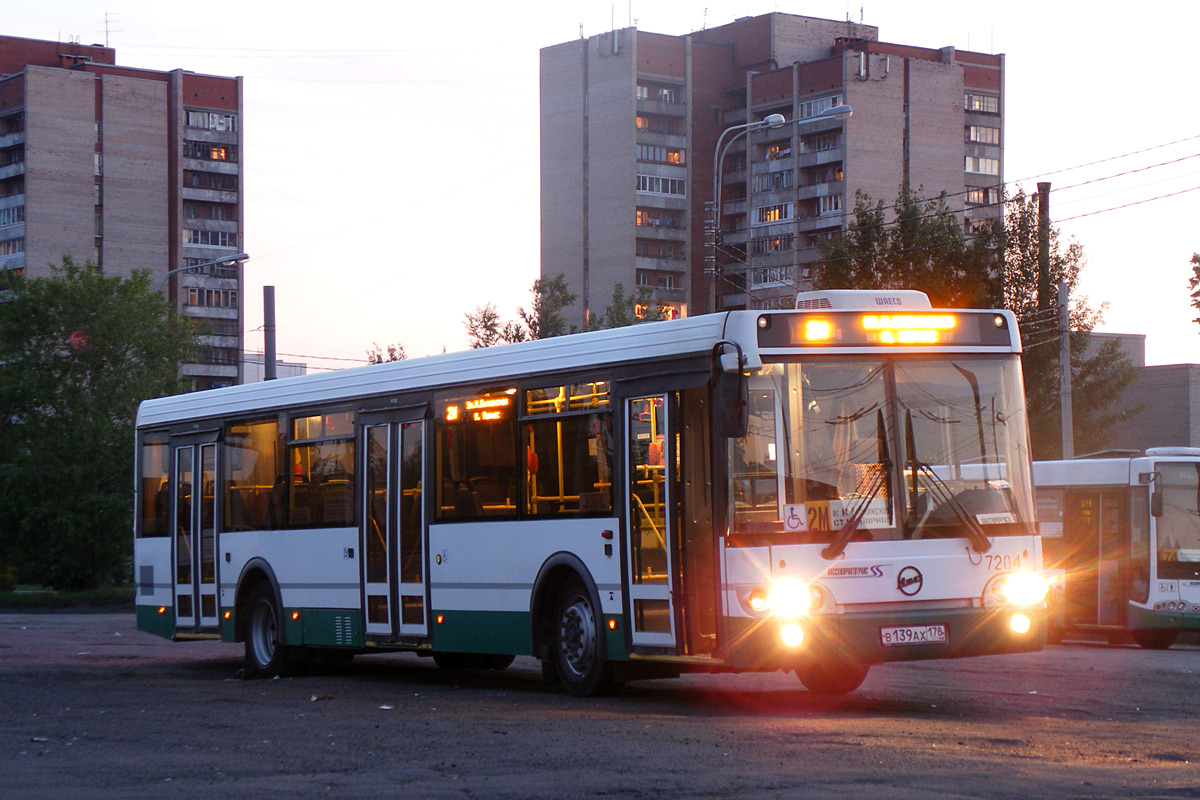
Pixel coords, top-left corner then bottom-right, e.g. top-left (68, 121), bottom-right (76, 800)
top-left (553, 577), bottom-right (617, 697)
top-left (1132, 629), bottom-right (1178, 650)
top-left (796, 656), bottom-right (869, 695)
top-left (245, 583), bottom-right (290, 678)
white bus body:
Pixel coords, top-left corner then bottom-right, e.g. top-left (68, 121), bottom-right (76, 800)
top-left (1034, 448), bottom-right (1200, 649)
top-left (135, 291), bottom-right (1046, 695)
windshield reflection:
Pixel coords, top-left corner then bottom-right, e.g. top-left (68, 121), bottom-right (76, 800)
top-left (729, 357), bottom-right (1033, 544)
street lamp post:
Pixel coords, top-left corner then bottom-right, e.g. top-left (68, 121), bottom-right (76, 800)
top-left (705, 104), bottom-right (852, 314)
top-left (157, 252), bottom-right (250, 292)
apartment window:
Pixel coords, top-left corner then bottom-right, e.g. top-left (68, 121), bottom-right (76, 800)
top-left (753, 171), bottom-right (793, 192)
top-left (819, 194), bottom-right (843, 215)
top-left (636, 240), bottom-right (684, 259)
top-left (751, 265), bottom-right (793, 286)
top-left (964, 93), bottom-right (1000, 114)
top-left (753, 203), bottom-right (793, 225)
top-left (966, 187), bottom-right (1001, 205)
top-left (636, 144), bottom-right (685, 165)
top-left (186, 110), bottom-right (238, 132)
top-left (636, 174), bottom-right (686, 197)
top-left (763, 143), bottom-right (791, 161)
top-left (800, 132), bottom-right (842, 154)
top-left (751, 234), bottom-right (793, 255)
top-left (0, 236), bottom-right (24, 256)
top-left (635, 208), bottom-right (682, 228)
top-left (0, 206), bottom-right (24, 227)
top-left (965, 156), bottom-right (1000, 175)
top-left (184, 170), bottom-right (238, 191)
top-left (183, 202), bottom-right (236, 221)
top-left (635, 115), bottom-right (679, 135)
top-left (186, 229), bottom-right (239, 247)
top-left (185, 287), bottom-right (239, 308)
top-left (184, 141), bottom-right (237, 162)
top-left (966, 125), bottom-right (1000, 145)
top-left (1, 113), bottom-right (24, 134)
top-left (797, 94), bottom-right (845, 120)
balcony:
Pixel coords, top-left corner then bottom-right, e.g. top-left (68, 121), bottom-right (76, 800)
top-left (0, 161), bottom-right (25, 181)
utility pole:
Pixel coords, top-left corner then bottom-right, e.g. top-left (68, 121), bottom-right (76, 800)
top-left (263, 286), bottom-right (276, 381)
top-left (1058, 280), bottom-right (1074, 459)
top-left (1037, 182), bottom-right (1052, 314)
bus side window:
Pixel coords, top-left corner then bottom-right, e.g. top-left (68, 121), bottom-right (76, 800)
top-left (435, 390), bottom-right (518, 521)
top-left (223, 418), bottom-right (284, 531)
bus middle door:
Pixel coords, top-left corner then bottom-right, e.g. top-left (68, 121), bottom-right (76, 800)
top-left (361, 407), bottom-right (429, 641)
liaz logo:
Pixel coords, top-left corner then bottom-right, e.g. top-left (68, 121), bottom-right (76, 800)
top-left (896, 566), bottom-right (923, 596)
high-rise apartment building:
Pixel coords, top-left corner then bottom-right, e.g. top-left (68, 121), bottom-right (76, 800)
top-left (540, 13), bottom-right (1004, 324)
top-left (0, 36), bottom-right (244, 389)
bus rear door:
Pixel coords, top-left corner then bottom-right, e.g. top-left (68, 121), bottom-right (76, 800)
top-left (169, 434), bottom-right (220, 633)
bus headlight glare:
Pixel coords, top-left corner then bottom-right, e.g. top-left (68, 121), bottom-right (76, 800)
top-left (767, 579), bottom-right (809, 618)
top-left (780, 623), bottom-right (804, 648)
top-left (999, 572), bottom-right (1049, 606)
top-left (1009, 614), bottom-right (1031, 634)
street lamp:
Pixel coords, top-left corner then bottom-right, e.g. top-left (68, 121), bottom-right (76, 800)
top-left (157, 252), bottom-right (250, 292)
top-left (705, 104), bottom-right (852, 313)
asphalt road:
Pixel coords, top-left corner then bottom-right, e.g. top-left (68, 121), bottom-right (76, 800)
top-left (1, 613), bottom-right (1198, 799)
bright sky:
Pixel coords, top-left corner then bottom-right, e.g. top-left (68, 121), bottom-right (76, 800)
top-left (9, 1), bottom-right (1200, 370)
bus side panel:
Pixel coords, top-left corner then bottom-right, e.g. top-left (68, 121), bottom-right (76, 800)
top-left (221, 528), bottom-right (362, 646)
top-left (428, 518), bottom-right (623, 656)
top-left (134, 537), bottom-right (174, 639)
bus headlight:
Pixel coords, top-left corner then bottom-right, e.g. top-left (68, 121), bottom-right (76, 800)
top-left (987, 571), bottom-right (1049, 607)
top-left (780, 623), bottom-right (805, 648)
top-left (766, 578), bottom-right (811, 618)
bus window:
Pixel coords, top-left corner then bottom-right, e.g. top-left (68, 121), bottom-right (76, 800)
top-left (288, 411), bottom-right (356, 527)
top-left (1157, 462), bottom-right (1200, 580)
top-left (523, 382), bottom-right (613, 517)
top-left (138, 433), bottom-right (170, 537)
top-left (224, 418), bottom-right (284, 531)
top-left (436, 389), bottom-right (518, 520)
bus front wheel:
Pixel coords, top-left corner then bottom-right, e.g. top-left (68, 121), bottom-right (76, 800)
top-left (245, 583), bottom-right (290, 678)
top-left (553, 578), bottom-right (618, 697)
top-left (796, 656), bottom-right (869, 695)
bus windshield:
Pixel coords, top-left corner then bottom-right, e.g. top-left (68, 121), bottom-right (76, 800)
top-left (728, 356), bottom-right (1034, 543)
top-left (1157, 462), bottom-right (1200, 579)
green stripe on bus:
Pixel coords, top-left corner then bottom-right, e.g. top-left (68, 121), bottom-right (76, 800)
top-left (433, 610), bottom-right (531, 655)
top-left (137, 604), bottom-right (175, 640)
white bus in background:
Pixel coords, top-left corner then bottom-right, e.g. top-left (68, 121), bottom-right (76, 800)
top-left (134, 289), bottom-right (1046, 697)
top-left (1034, 449), bottom-right (1200, 649)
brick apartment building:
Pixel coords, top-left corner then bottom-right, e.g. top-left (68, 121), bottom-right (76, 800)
top-left (540, 12), bottom-right (1004, 325)
top-left (0, 35), bottom-right (244, 389)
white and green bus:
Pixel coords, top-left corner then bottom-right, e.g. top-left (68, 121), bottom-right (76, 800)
top-left (1034, 449), bottom-right (1200, 649)
top-left (134, 289), bottom-right (1046, 696)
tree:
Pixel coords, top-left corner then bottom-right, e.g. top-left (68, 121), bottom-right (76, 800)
top-left (464, 274), bottom-right (578, 347)
top-left (816, 185), bottom-right (1136, 459)
top-left (588, 283), bottom-right (670, 330)
top-left (366, 342), bottom-right (407, 363)
top-left (0, 258), bottom-right (198, 589)
top-left (998, 188), bottom-right (1138, 459)
top-left (816, 185), bottom-right (1000, 308)
top-left (1189, 253), bottom-right (1200, 330)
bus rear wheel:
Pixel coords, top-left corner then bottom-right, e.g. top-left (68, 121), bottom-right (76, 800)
top-left (245, 584), bottom-right (290, 678)
top-left (553, 578), bottom-right (617, 697)
top-left (796, 656), bottom-right (869, 695)
top-left (1132, 629), bottom-right (1178, 650)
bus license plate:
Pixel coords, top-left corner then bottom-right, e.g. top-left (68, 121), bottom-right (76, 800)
top-left (880, 624), bottom-right (948, 647)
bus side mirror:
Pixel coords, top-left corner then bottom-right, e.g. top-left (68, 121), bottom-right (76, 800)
top-left (1151, 490), bottom-right (1163, 518)
top-left (715, 369), bottom-right (748, 438)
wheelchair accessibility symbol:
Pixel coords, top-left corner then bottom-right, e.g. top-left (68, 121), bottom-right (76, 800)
top-left (783, 504), bottom-right (809, 532)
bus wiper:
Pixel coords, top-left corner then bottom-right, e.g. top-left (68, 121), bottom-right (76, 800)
top-left (904, 410), bottom-right (992, 554)
top-left (823, 410), bottom-right (893, 561)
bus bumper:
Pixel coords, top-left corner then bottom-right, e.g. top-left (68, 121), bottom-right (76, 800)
top-left (1127, 603), bottom-right (1198, 631)
top-left (726, 606), bottom-right (1047, 669)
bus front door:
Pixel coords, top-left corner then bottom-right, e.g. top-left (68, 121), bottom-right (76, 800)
top-left (171, 441), bottom-right (218, 632)
top-left (626, 395), bottom-right (677, 648)
top-left (362, 420), bottom-right (428, 640)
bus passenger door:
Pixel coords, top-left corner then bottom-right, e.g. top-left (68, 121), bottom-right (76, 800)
top-left (361, 418), bottom-right (428, 640)
top-left (625, 395), bottom-right (677, 648)
top-left (171, 441), bottom-right (218, 632)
